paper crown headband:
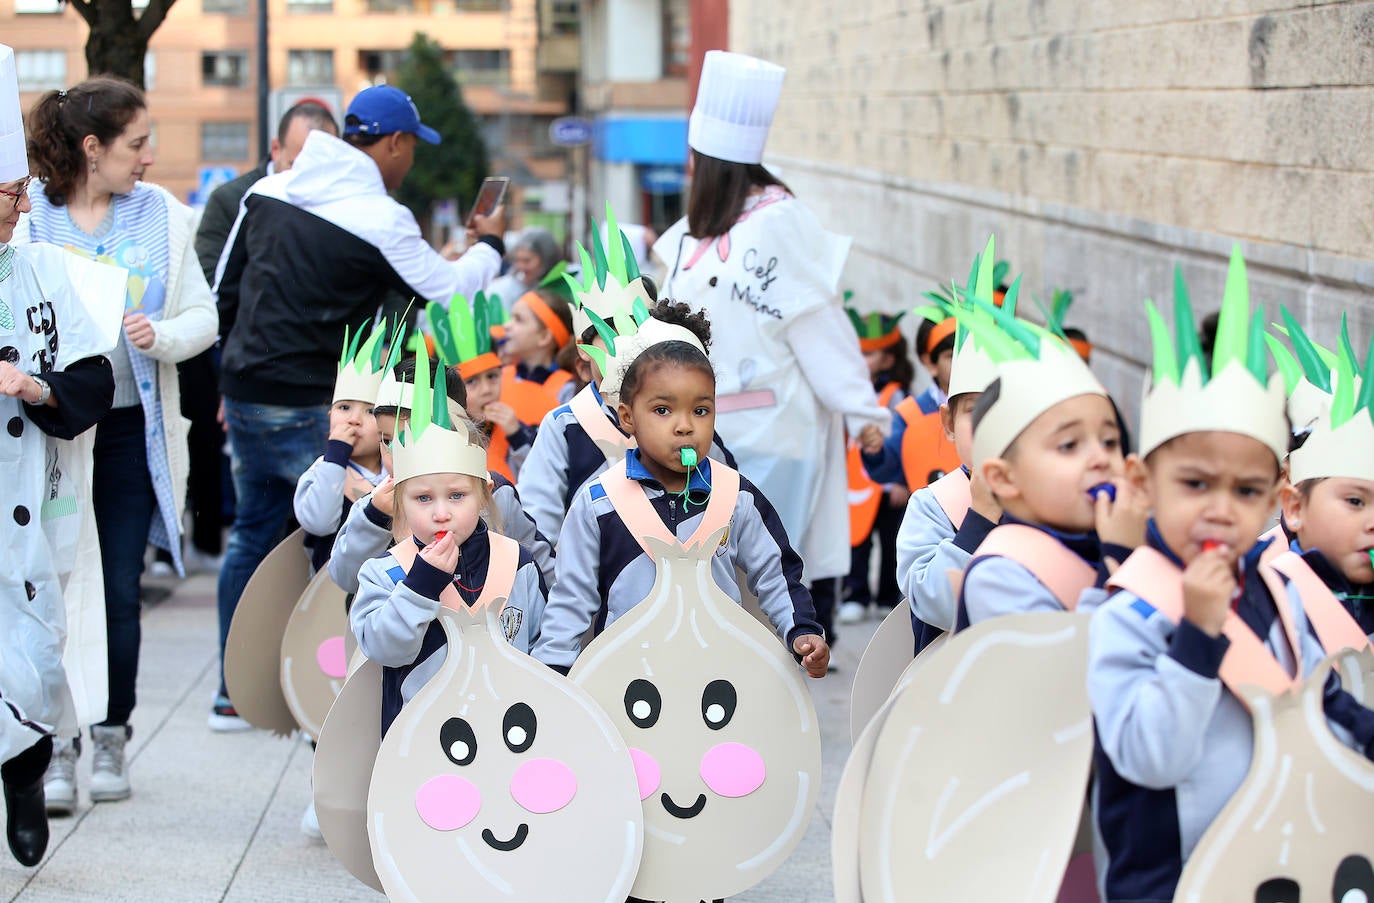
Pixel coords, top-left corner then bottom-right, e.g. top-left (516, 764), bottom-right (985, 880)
top-left (1272, 313), bottom-right (1374, 484)
top-left (1264, 311), bottom-right (1344, 436)
top-left (427, 291), bottom-right (506, 380)
top-left (939, 237), bottom-right (1105, 468)
top-left (391, 358), bottom-right (489, 485)
top-left (1138, 246), bottom-right (1288, 463)
top-left (845, 294), bottom-right (905, 353)
top-left (1036, 289), bottom-right (1091, 362)
top-left (564, 206), bottom-right (655, 337)
top-left (374, 366), bottom-right (413, 412)
top-left (578, 292), bottom-right (707, 401)
top-left (334, 317), bottom-right (406, 405)
top-left (913, 238), bottom-right (1025, 408)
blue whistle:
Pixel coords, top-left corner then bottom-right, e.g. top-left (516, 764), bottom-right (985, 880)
top-left (1088, 483), bottom-right (1116, 502)
top-left (680, 447), bottom-right (698, 468)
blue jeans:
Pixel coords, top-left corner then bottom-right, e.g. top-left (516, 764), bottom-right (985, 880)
top-left (93, 406), bottom-right (158, 726)
top-left (216, 399), bottom-right (328, 697)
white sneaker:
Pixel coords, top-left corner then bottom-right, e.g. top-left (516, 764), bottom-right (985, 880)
top-left (89, 725), bottom-right (131, 803)
top-left (183, 547), bottom-right (224, 575)
top-left (147, 561), bottom-right (176, 579)
top-left (208, 696), bottom-right (253, 733)
top-left (838, 601), bottom-right (868, 624)
top-left (43, 736), bottom-right (79, 816)
top-left (300, 800), bottom-right (323, 842)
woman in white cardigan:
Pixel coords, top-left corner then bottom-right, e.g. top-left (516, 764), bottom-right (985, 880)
top-left (18, 77), bottom-right (217, 811)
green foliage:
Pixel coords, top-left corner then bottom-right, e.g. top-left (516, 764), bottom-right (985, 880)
top-left (394, 33), bottom-right (490, 227)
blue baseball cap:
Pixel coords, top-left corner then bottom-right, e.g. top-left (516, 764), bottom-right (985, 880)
top-left (344, 85), bottom-right (441, 145)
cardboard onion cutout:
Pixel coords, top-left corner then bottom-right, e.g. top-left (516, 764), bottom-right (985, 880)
top-left (835, 634), bottom-right (947, 902)
top-left (1175, 652), bottom-right (1374, 903)
top-left (850, 604), bottom-right (930, 743)
top-left (857, 612), bottom-right (1094, 901)
top-left (367, 562), bottom-right (643, 903)
top-left (224, 528), bottom-right (312, 736)
top-left (279, 567), bottom-right (352, 739)
top-left (313, 655), bottom-right (386, 892)
top-left (569, 528), bottom-right (822, 903)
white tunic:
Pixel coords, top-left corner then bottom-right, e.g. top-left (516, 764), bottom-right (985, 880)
top-left (0, 243), bottom-right (124, 760)
top-left (653, 189), bottom-right (888, 581)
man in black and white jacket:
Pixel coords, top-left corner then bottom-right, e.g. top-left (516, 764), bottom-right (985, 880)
top-left (208, 84), bottom-right (505, 732)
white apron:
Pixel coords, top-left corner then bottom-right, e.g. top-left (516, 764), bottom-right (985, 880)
top-left (0, 243), bottom-right (125, 759)
top-left (655, 190), bottom-right (854, 580)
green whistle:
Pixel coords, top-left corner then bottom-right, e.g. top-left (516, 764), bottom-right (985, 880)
top-left (680, 447), bottom-right (698, 468)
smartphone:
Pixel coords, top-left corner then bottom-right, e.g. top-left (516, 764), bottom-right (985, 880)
top-left (466, 176), bottom-right (510, 228)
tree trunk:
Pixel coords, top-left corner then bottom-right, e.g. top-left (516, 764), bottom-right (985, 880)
top-left (69, 0), bottom-right (179, 90)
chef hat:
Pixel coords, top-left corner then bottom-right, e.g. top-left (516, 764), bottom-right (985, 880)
top-left (564, 205), bottom-right (655, 338)
top-left (845, 295), bottom-right (906, 353)
top-left (953, 237), bottom-right (1106, 468)
top-left (1137, 246), bottom-right (1288, 463)
top-left (334, 317), bottom-right (405, 405)
top-left (688, 51), bottom-right (785, 165)
top-left (392, 358), bottom-right (489, 485)
top-left (0, 46), bottom-right (27, 183)
top-left (1271, 313), bottom-right (1374, 484)
top-left (427, 291), bottom-right (505, 380)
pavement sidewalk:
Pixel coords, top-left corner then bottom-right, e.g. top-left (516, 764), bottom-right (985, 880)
top-left (0, 574), bottom-right (882, 902)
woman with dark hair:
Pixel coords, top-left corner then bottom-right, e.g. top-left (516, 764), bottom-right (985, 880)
top-left (18, 75), bottom-right (217, 812)
top-left (654, 52), bottom-right (889, 644)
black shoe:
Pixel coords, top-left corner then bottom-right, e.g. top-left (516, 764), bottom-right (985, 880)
top-left (4, 775), bottom-right (49, 866)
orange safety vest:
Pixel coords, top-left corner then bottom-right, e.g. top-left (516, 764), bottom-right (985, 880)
top-left (846, 439), bottom-right (883, 547)
top-left (486, 425), bottom-right (515, 483)
top-left (499, 365), bottom-right (569, 428)
top-left (876, 381), bottom-right (901, 410)
top-left (1108, 545), bottom-right (1368, 705)
top-left (895, 396), bottom-right (962, 492)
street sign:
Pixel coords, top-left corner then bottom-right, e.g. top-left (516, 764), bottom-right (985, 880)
top-left (548, 116), bottom-right (593, 147)
top-left (190, 166), bottom-right (241, 205)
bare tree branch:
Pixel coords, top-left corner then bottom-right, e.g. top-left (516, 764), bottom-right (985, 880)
top-left (136, 0), bottom-right (178, 41)
top-left (66, 0), bottom-right (96, 25)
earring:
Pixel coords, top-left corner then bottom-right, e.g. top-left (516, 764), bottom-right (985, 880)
top-left (89, 158), bottom-right (97, 173)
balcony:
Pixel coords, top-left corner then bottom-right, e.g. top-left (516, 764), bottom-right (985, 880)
top-left (536, 33), bottom-right (578, 73)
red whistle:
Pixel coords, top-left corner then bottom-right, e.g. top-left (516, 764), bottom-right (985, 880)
top-left (434, 531), bottom-right (449, 542)
top-left (1201, 540), bottom-right (1222, 552)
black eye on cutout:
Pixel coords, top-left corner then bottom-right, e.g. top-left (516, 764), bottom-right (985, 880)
top-left (503, 702), bottom-right (537, 754)
top-left (701, 679), bottom-right (737, 731)
top-left (1334, 855), bottom-right (1374, 902)
top-left (1255, 877), bottom-right (1300, 903)
top-left (624, 679), bottom-right (661, 729)
top-left (440, 717), bottom-right (477, 766)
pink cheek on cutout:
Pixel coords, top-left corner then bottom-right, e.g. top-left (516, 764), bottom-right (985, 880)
top-left (629, 748), bottom-right (661, 800)
top-left (699, 742), bottom-right (766, 798)
top-left (509, 758), bottom-right (578, 814)
top-left (414, 774), bottom-right (482, 831)
top-left (316, 637), bottom-right (348, 679)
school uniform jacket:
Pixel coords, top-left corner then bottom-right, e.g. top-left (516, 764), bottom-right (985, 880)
top-left (350, 523), bottom-right (547, 735)
top-left (1296, 544), bottom-right (1374, 638)
top-left (515, 382), bottom-right (736, 547)
top-left (530, 449), bottom-right (822, 674)
top-left (1088, 525), bottom-right (1374, 902)
top-left (327, 472), bottom-right (555, 593)
top-left (293, 439), bottom-right (384, 571)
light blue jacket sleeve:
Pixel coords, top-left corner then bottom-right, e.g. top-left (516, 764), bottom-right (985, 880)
top-left (896, 488), bottom-right (965, 632)
top-left (515, 407), bottom-right (572, 546)
top-left (293, 454), bottom-right (347, 536)
top-left (492, 482), bottom-right (556, 586)
top-left (328, 493), bottom-right (393, 594)
top-left (350, 556), bottom-right (442, 668)
top-left (530, 487), bottom-right (603, 672)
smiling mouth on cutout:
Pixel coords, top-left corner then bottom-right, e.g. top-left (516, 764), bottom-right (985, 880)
top-left (481, 824), bottom-right (529, 852)
top-left (660, 792), bottom-right (707, 819)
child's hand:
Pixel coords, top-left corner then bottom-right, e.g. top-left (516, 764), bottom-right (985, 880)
top-left (1094, 480), bottom-right (1148, 554)
top-left (858, 423), bottom-right (884, 455)
top-left (969, 467), bottom-right (1002, 523)
top-left (484, 401), bottom-right (521, 435)
top-left (343, 468), bottom-right (373, 503)
top-left (793, 634), bottom-right (830, 678)
top-left (329, 419), bottom-right (360, 447)
top-left (885, 484), bottom-right (911, 507)
top-left (419, 530), bottom-right (460, 575)
top-left (371, 475), bottom-right (395, 517)
top-left (1182, 544), bottom-right (1235, 638)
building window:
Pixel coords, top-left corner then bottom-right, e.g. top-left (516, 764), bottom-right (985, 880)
top-left (202, 51), bottom-right (250, 88)
top-left (287, 50), bottom-right (335, 87)
top-left (663, 0), bottom-right (689, 78)
top-left (366, 0), bottom-right (413, 10)
top-left (143, 52), bottom-right (157, 91)
top-left (455, 0), bottom-right (504, 9)
top-left (288, 0), bottom-right (333, 13)
top-left (201, 122), bottom-right (251, 160)
top-left (451, 49), bottom-right (509, 86)
top-left (14, 51), bottom-right (66, 92)
top-left (13, 0), bottom-right (62, 14)
top-left (203, 0), bottom-right (248, 12)
top-left (548, 0), bottom-right (578, 34)
top-left (360, 49), bottom-right (407, 83)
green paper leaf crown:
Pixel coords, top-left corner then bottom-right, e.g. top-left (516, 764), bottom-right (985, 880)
top-left (1269, 310), bottom-right (1374, 430)
top-left (338, 315), bottom-right (406, 377)
top-left (396, 354), bottom-right (454, 448)
top-left (1144, 245), bottom-right (1269, 389)
top-left (425, 291), bottom-right (506, 367)
top-left (844, 292), bottom-right (907, 341)
top-left (565, 204), bottom-right (655, 378)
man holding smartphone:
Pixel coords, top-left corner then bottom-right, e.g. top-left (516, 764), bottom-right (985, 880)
top-left (209, 83), bottom-right (506, 732)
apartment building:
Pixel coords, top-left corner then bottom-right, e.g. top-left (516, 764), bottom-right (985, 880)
top-left (1, 0), bottom-right (578, 228)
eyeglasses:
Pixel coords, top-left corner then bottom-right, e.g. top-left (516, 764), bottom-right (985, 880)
top-left (0, 177), bottom-right (32, 213)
